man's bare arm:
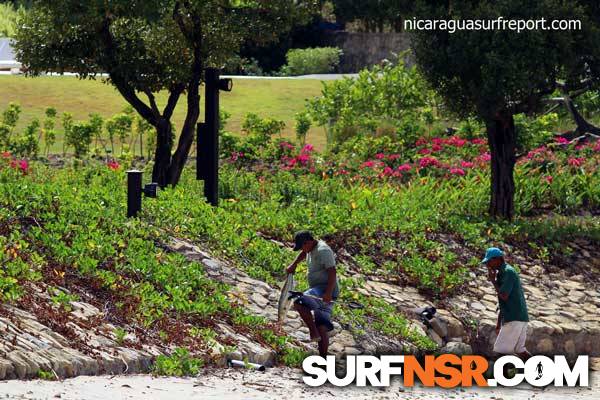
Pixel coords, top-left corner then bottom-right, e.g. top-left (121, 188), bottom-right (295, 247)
top-left (286, 251), bottom-right (306, 274)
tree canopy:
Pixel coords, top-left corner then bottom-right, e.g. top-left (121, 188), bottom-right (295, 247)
top-left (15, 0), bottom-right (316, 186)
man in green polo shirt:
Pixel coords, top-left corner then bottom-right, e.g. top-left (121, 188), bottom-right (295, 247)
top-left (481, 247), bottom-right (532, 361)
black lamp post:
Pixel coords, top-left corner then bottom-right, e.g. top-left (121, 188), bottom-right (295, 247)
top-left (197, 68), bottom-right (233, 207)
top-left (127, 170), bottom-right (158, 218)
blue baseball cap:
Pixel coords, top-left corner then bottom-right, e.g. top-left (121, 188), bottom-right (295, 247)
top-left (481, 247), bottom-right (504, 264)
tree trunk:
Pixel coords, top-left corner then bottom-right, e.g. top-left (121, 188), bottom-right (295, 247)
top-left (486, 111), bottom-right (517, 220)
top-left (152, 119), bottom-right (173, 187)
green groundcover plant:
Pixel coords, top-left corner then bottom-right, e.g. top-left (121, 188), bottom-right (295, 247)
top-left (0, 110), bottom-right (598, 370)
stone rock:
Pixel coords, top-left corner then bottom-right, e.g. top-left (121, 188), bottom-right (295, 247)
top-left (529, 320), bottom-right (554, 336)
top-left (440, 341), bottom-right (472, 356)
top-left (568, 290), bottom-right (586, 303)
top-left (250, 292), bottom-right (269, 308)
top-left (445, 316), bottom-right (465, 338)
top-left (429, 317), bottom-right (448, 338)
top-left (535, 338), bottom-right (554, 354)
top-left (564, 340), bottom-right (576, 357)
top-left (343, 347), bottom-right (362, 355)
top-left (427, 328), bottom-right (444, 347)
top-left (407, 321), bottom-right (427, 338)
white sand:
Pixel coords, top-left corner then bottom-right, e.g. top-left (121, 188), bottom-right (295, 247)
top-left (1, 368), bottom-right (598, 400)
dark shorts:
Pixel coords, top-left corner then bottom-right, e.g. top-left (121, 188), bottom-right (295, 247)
top-left (294, 288), bottom-right (335, 331)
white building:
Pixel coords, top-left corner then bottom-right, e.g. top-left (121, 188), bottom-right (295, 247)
top-left (0, 38), bottom-right (21, 72)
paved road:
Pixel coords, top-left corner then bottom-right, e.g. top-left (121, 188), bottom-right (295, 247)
top-left (0, 71), bottom-right (358, 80)
top-left (1, 369), bottom-right (598, 400)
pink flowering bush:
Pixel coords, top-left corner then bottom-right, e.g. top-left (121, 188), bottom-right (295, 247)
top-left (0, 152), bottom-right (29, 175)
top-left (106, 160), bottom-right (121, 170)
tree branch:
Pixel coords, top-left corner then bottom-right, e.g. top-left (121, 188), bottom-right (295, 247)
top-left (99, 17), bottom-right (158, 126)
top-left (163, 84), bottom-right (186, 120)
top-left (145, 90), bottom-right (160, 117)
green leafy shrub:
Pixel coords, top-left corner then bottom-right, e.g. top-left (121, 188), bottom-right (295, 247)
top-left (42, 107), bottom-right (58, 155)
top-left (456, 118), bottom-right (484, 140)
top-left (37, 369), bottom-right (56, 381)
top-left (106, 113), bottom-right (133, 155)
top-left (66, 121), bottom-right (94, 158)
top-left (50, 288), bottom-right (78, 312)
top-left (283, 47), bottom-right (342, 75)
top-left (308, 58), bottom-right (431, 149)
top-left (153, 348), bottom-right (204, 376)
top-left (0, 3), bottom-right (21, 38)
top-left (0, 102), bottom-right (21, 150)
top-left (515, 113), bottom-right (559, 153)
top-left (294, 111), bottom-right (311, 145)
top-left (61, 112), bottom-right (74, 155)
top-left (114, 327), bottom-right (127, 345)
top-left (12, 118), bottom-right (40, 158)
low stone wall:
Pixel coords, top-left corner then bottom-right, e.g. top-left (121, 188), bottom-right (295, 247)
top-left (1, 236), bottom-right (597, 380)
top-left (354, 242), bottom-right (600, 360)
top-left (0, 303), bottom-right (159, 380)
top-left (321, 31), bottom-right (413, 73)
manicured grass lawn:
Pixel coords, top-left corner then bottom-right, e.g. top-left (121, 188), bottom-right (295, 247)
top-left (0, 75), bottom-right (328, 151)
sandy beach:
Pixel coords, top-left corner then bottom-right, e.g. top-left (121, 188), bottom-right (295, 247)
top-left (1, 368), bottom-right (598, 400)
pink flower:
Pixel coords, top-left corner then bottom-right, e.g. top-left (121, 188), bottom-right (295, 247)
top-left (418, 157), bottom-right (440, 168)
top-left (567, 157), bottom-right (584, 167)
top-left (361, 160), bottom-right (376, 169)
top-left (106, 160), bottom-right (120, 170)
top-left (431, 144), bottom-right (443, 152)
top-left (418, 148), bottom-right (432, 155)
top-left (575, 144), bottom-right (585, 151)
top-left (447, 136), bottom-right (467, 147)
top-left (471, 138), bottom-right (486, 145)
top-left (594, 142), bottom-right (600, 152)
top-left (555, 137), bottom-right (569, 144)
top-left (479, 153), bottom-right (492, 162)
top-left (544, 175), bottom-right (553, 184)
top-left (388, 154), bottom-right (401, 160)
top-left (375, 153), bottom-right (386, 160)
top-left (1, 151), bottom-right (10, 159)
top-left (460, 161), bottom-right (475, 168)
top-left (287, 158), bottom-right (297, 167)
top-left (297, 154), bottom-right (310, 165)
top-left (279, 141), bottom-right (294, 150)
top-left (450, 167), bottom-right (465, 176)
top-left (380, 166), bottom-right (394, 177)
top-left (337, 169), bottom-right (349, 175)
top-left (18, 159), bottom-right (28, 172)
top-left (397, 163), bottom-right (412, 172)
top-left (415, 137), bottom-right (428, 146)
top-left (230, 152), bottom-right (245, 162)
top-left (301, 144), bottom-right (314, 153)
top-left (431, 138), bottom-right (444, 146)
top-left (526, 146), bottom-right (546, 160)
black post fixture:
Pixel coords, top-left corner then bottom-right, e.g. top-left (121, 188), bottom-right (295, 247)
top-left (196, 122), bottom-right (207, 181)
top-left (127, 170), bottom-right (142, 218)
top-left (127, 170), bottom-right (158, 218)
top-left (198, 68), bottom-right (232, 207)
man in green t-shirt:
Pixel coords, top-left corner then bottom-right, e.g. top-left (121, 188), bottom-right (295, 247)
top-left (481, 247), bottom-right (532, 361)
top-left (286, 230), bottom-right (339, 357)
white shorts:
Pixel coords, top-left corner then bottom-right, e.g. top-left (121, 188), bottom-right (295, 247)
top-left (493, 321), bottom-right (528, 354)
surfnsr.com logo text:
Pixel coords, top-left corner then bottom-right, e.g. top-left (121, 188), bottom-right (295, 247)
top-left (302, 355), bottom-right (589, 387)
